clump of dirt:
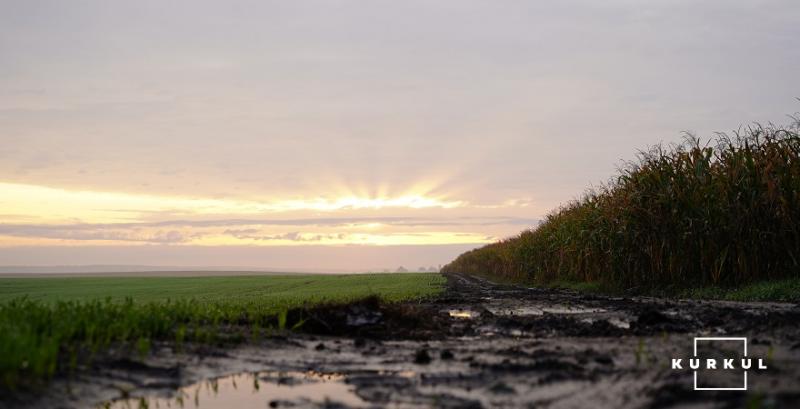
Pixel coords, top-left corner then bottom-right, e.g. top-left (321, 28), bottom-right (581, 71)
top-left (291, 295), bottom-right (454, 339)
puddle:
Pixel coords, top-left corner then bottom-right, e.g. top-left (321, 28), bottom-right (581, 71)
top-left (448, 309), bottom-right (480, 318)
top-left (477, 326), bottom-right (524, 337)
top-left (487, 305), bottom-right (606, 316)
top-left (542, 306), bottom-right (606, 314)
top-left (607, 317), bottom-right (630, 329)
top-left (487, 306), bottom-right (545, 316)
top-left (102, 371), bottom-right (365, 409)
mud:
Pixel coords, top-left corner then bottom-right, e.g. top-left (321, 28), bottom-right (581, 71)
top-left (4, 273), bottom-right (800, 409)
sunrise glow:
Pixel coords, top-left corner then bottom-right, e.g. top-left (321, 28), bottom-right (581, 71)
top-left (0, 182), bottom-right (520, 247)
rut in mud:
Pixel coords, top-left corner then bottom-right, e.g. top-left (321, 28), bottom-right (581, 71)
top-left (7, 273), bottom-right (800, 409)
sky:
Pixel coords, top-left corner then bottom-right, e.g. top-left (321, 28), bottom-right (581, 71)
top-left (1, 0), bottom-right (798, 272)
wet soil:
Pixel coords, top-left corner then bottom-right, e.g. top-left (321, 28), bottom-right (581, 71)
top-left (5, 273), bottom-right (800, 409)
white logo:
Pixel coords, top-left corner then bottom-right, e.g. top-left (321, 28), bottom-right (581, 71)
top-left (671, 337), bottom-right (767, 391)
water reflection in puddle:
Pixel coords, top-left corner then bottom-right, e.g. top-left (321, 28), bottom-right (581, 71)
top-left (448, 309), bottom-right (480, 318)
top-left (607, 317), bottom-right (630, 329)
top-left (103, 371), bottom-right (365, 409)
top-left (488, 305), bottom-right (606, 316)
top-left (542, 306), bottom-right (606, 314)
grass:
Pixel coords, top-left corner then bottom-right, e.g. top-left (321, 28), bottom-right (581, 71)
top-left (540, 277), bottom-right (800, 303)
top-left (0, 273), bottom-right (445, 390)
top-left (680, 277), bottom-right (800, 302)
top-left (443, 117), bottom-right (800, 294)
top-left (0, 273), bottom-right (444, 304)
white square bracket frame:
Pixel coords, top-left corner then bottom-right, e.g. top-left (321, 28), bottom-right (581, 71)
top-left (693, 337), bottom-right (748, 391)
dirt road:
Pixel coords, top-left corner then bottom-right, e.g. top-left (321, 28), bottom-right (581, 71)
top-left (9, 273), bottom-right (800, 409)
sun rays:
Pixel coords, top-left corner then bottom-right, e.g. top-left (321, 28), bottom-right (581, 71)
top-left (0, 182), bottom-right (527, 247)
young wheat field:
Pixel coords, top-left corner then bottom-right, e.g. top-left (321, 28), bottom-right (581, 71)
top-left (0, 273), bottom-right (445, 390)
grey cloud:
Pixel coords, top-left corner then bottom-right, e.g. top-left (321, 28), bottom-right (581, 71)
top-left (0, 216), bottom-right (539, 232)
top-left (227, 231), bottom-right (346, 242)
top-left (222, 228), bottom-right (260, 237)
top-left (0, 216), bottom-right (533, 244)
top-left (0, 225), bottom-right (189, 244)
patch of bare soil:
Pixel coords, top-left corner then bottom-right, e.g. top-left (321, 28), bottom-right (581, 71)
top-left (5, 273), bottom-right (800, 409)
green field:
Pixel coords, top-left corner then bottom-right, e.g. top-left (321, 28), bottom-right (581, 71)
top-left (0, 273), bottom-right (445, 305)
top-left (0, 273), bottom-right (445, 390)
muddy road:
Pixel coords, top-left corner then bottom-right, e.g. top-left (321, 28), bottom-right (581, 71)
top-left (8, 273), bottom-right (800, 409)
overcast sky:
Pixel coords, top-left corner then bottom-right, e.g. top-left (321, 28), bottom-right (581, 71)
top-left (1, 0), bottom-right (798, 271)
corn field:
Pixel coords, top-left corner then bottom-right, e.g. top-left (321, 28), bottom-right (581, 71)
top-left (442, 118), bottom-right (800, 291)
